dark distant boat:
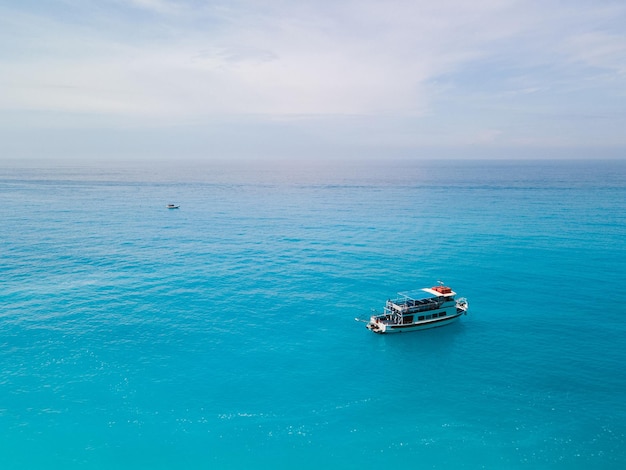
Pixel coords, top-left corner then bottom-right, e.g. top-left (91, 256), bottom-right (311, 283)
top-left (166, 204), bottom-right (180, 209)
top-left (361, 282), bottom-right (468, 334)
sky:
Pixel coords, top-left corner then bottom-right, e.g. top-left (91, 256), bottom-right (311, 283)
top-left (0, 0), bottom-right (625, 161)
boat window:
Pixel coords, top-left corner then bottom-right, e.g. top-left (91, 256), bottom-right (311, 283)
top-left (418, 316), bottom-right (424, 321)
top-left (403, 315), bottom-right (413, 324)
top-left (440, 312), bottom-right (447, 317)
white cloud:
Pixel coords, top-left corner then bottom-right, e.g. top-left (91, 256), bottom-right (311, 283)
top-left (125, 0), bottom-right (179, 14)
top-left (0, 0), bottom-right (523, 119)
top-left (1, 0), bottom-right (626, 158)
top-left (562, 32), bottom-right (626, 76)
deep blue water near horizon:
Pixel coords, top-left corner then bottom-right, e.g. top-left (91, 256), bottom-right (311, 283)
top-left (1, 159), bottom-right (626, 469)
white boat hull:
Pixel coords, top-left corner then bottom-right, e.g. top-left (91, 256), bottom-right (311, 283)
top-left (367, 309), bottom-right (465, 334)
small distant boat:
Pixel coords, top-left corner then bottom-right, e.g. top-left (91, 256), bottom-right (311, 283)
top-left (166, 204), bottom-right (180, 209)
top-left (361, 282), bottom-right (468, 334)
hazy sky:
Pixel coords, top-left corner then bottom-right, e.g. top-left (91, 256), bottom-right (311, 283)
top-left (1, 0), bottom-right (625, 161)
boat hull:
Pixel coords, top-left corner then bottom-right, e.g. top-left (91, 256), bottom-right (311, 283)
top-left (366, 310), bottom-right (465, 334)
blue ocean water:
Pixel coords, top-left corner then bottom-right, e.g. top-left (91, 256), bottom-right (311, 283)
top-left (1, 159), bottom-right (625, 469)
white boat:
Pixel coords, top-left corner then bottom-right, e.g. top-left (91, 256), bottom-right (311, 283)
top-left (364, 283), bottom-right (468, 334)
top-left (166, 204), bottom-right (180, 209)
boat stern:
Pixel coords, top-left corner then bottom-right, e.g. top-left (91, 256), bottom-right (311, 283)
top-left (366, 316), bottom-right (387, 333)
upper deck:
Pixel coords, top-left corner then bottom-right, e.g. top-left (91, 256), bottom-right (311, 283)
top-left (385, 286), bottom-right (457, 314)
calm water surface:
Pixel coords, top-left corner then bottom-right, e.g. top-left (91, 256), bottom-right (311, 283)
top-left (1, 159), bottom-right (625, 468)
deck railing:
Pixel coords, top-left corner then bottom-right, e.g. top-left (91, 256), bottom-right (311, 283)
top-left (386, 298), bottom-right (449, 314)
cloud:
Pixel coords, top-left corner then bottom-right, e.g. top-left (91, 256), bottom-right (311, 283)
top-left (562, 31), bottom-right (626, 77)
top-left (125, 0), bottom-right (180, 15)
top-left (1, 0), bottom-right (626, 159)
top-left (0, 0), bottom-right (523, 119)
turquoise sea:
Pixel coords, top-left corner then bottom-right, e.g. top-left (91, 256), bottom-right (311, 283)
top-left (1, 159), bottom-right (626, 469)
